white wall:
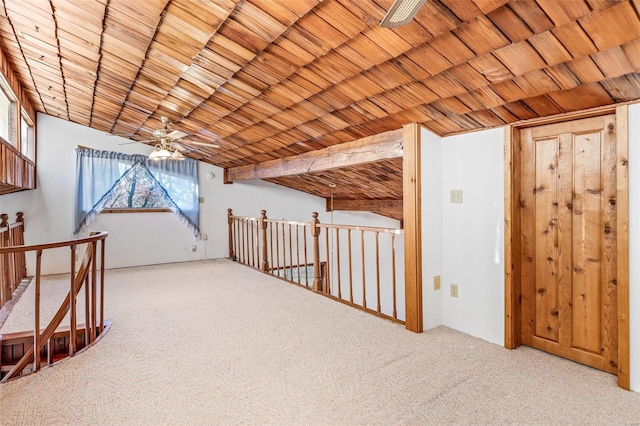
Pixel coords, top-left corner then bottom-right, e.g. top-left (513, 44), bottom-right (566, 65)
top-left (628, 103), bottom-right (639, 391)
top-left (420, 127), bottom-right (443, 329)
top-left (419, 126), bottom-right (504, 345)
top-left (0, 114), bottom-right (397, 274)
top-left (440, 128), bottom-right (505, 345)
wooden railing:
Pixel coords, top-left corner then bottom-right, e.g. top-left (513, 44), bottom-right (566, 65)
top-left (228, 209), bottom-right (405, 324)
top-left (0, 212), bottom-right (26, 309)
top-left (0, 231), bottom-right (108, 382)
top-left (0, 141), bottom-right (36, 195)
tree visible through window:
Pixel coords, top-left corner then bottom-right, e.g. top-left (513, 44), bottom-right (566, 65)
top-left (103, 163), bottom-right (173, 209)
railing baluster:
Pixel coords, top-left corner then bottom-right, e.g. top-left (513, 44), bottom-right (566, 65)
top-left (281, 222), bottom-right (286, 277)
top-left (348, 229), bottom-right (353, 303)
top-left (33, 249), bottom-right (42, 372)
top-left (288, 224), bottom-right (293, 281)
top-left (91, 241), bottom-right (97, 342)
top-left (84, 274), bottom-right (90, 346)
top-left (69, 245), bottom-right (77, 355)
top-left (243, 218), bottom-right (248, 265)
top-left (361, 230), bottom-right (366, 309)
top-left (100, 238), bottom-right (105, 333)
top-left (336, 229), bottom-right (342, 300)
top-left (303, 225), bottom-right (308, 287)
top-left (269, 222), bottom-right (274, 274)
top-left (235, 219), bottom-right (240, 262)
top-left (249, 219), bottom-right (255, 267)
top-left (376, 232), bottom-right (381, 313)
top-left (295, 225), bottom-right (301, 285)
top-left (275, 223), bottom-right (281, 275)
top-left (325, 226), bottom-right (330, 294)
top-left (391, 233), bottom-right (397, 320)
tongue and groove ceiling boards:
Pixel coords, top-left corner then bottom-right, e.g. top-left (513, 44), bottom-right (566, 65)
top-left (0, 0), bottom-right (639, 213)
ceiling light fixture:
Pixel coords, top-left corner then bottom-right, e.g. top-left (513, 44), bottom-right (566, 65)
top-left (147, 117), bottom-right (186, 161)
top-left (380, 0), bottom-right (428, 28)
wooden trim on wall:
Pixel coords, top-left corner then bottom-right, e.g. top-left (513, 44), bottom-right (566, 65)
top-left (504, 125), bottom-right (519, 349)
top-left (402, 122), bottom-right (423, 333)
top-left (616, 104), bottom-right (630, 390)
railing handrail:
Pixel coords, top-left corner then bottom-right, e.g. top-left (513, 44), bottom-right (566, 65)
top-left (0, 231), bottom-right (108, 254)
top-left (8, 222), bottom-right (23, 230)
top-left (264, 218), bottom-right (309, 226)
top-left (318, 223), bottom-right (403, 234)
top-left (230, 215), bottom-right (403, 234)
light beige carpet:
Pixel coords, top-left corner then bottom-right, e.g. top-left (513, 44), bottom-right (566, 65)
top-left (1, 259), bottom-right (639, 425)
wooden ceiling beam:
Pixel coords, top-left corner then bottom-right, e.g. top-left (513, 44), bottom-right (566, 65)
top-left (225, 128), bottom-right (402, 182)
top-left (326, 198), bottom-right (403, 221)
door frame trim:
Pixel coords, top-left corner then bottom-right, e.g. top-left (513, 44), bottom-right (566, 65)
top-left (504, 106), bottom-right (630, 390)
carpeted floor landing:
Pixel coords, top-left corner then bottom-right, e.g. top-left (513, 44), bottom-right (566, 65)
top-left (1, 259), bottom-right (639, 425)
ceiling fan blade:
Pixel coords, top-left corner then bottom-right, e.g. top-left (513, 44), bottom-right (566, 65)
top-left (172, 142), bottom-right (196, 153)
top-left (118, 139), bottom-right (154, 145)
top-left (167, 130), bottom-right (189, 140)
top-left (180, 139), bottom-right (220, 148)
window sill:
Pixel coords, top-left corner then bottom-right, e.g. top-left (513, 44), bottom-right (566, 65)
top-left (101, 208), bottom-right (172, 214)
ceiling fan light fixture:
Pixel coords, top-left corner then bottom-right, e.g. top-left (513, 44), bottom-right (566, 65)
top-left (380, 0), bottom-right (428, 28)
top-left (171, 150), bottom-right (186, 161)
top-left (149, 145), bottom-right (172, 161)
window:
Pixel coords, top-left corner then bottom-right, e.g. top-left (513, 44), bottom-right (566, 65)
top-left (20, 113), bottom-right (34, 160)
top-left (0, 88), bottom-right (12, 144)
top-left (74, 148), bottom-right (200, 236)
top-left (103, 163), bottom-right (173, 209)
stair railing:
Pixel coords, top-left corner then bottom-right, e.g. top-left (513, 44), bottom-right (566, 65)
top-left (228, 209), bottom-right (404, 324)
top-left (0, 231), bottom-right (108, 382)
top-left (0, 212), bottom-right (26, 309)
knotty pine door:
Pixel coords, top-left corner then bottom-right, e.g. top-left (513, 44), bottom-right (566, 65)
top-left (519, 114), bottom-right (618, 374)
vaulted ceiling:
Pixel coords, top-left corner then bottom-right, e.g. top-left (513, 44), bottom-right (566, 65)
top-left (1, 0), bottom-right (640, 215)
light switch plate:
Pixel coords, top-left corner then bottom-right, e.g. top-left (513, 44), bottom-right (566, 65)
top-left (450, 190), bottom-right (463, 203)
top-left (434, 275), bottom-right (441, 290)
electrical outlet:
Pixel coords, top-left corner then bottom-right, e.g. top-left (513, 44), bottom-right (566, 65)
top-left (201, 233), bottom-right (208, 241)
top-left (450, 190), bottom-right (463, 203)
top-left (434, 275), bottom-right (441, 290)
top-left (198, 197), bottom-right (205, 204)
top-left (451, 283), bottom-right (459, 298)
top-left (191, 245), bottom-right (197, 252)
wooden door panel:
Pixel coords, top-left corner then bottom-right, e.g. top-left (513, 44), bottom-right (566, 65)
top-left (534, 138), bottom-right (559, 342)
top-left (519, 128), bottom-right (535, 346)
top-left (557, 133), bottom-right (573, 348)
top-left (572, 131), bottom-right (602, 354)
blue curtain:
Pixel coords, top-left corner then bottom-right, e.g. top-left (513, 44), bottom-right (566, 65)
top-left (74, 148), bottom-right (200, 236)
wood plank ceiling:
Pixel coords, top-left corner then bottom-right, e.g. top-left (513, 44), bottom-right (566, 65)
top-left (1, 0), bottom-right (640, 218)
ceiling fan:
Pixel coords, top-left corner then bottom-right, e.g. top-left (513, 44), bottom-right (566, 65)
top-left (380, 0), bottom-right (427, 28)
top-left (119, 116), bottom-right (219, 161)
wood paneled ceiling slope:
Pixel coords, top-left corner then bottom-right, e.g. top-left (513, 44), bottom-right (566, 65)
top-left (1, 0), bottom-right (640, 217)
